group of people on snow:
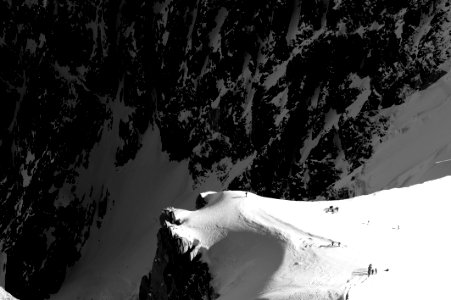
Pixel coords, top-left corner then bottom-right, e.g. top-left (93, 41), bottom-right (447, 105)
top-left (325, 205), bottom-right (339, 213)
top-left (330, 240), bottom-right (341, 247)
top-left (368, 264), bottom-right (377, 276)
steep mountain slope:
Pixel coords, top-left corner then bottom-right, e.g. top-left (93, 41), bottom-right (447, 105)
top-left (47, 128), bottom-right (217, 300)
top-left (144, 180), bottom-right (451, 300)
top-left (336, 70), bottom-right (451, 193)
top-left (2, 0), bottom-right (451, 298)
top-left (1, 1), bottom-right (152, 298)
top-left (48, 64), bottom-right (451, 299)
top-left (153, 0), bottom-right (451, 199)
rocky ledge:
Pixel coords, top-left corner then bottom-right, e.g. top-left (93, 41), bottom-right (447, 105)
top-left (139, 205), bottom-right (218, 300)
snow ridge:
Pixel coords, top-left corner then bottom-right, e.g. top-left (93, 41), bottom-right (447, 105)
top-left (147, 181), bottom-right (451, 300)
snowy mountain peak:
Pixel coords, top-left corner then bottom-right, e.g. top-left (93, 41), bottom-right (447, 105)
top-left (3, 0), bottom-right (451, 298)
top-left (144, 179), bottom-right (451, 300)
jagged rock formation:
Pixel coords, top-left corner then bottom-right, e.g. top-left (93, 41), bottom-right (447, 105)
top-left (139, 207), bottom-right (217, 300)
top-left (0, 1), bottom-right (151, 298)
top-left (1, 0), bottom-right (451, 298)
top-left (154, 0), bottom-right (451, 199)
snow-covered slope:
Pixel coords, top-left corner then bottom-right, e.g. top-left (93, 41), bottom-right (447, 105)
top-left (337, 71), bottom-right (451, 194)
top-left (48, 128), bottom-right (220, 300)
top-left (0, 287), bottom-right (17, 300)
top-left (147, 180), bottom-right (451, 300)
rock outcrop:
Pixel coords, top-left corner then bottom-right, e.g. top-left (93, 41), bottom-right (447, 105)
top-left (0, 1), bottom-right (150, 298)
top-left (139, 207), bottom-right (217, 300)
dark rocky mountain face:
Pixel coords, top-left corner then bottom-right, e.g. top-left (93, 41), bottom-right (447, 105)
top-left (0, 1), bottom-right (152, 298)
top-left (1, 0), bottom-right (450, 298)
top-left (153, 0), bottom-right (451, 200)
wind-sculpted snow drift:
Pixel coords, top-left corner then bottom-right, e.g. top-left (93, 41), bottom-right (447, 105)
top-left (142, 180), bottom-right (451, 300)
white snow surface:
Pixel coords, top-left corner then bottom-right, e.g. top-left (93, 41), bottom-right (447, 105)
top-left (0, 287), bottom-right (17, 300)
top-left (171, 181), bottom-right (451, 300)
